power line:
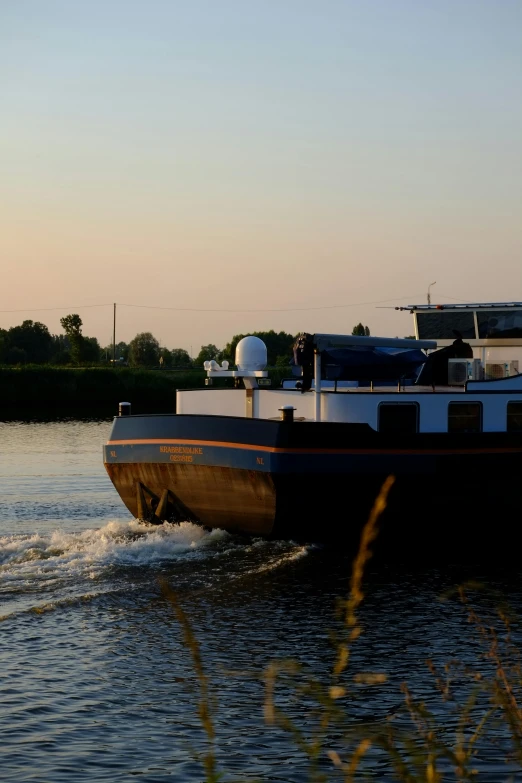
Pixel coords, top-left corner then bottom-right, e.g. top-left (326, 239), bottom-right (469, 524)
top-left (116, 296), bottom-right (425, 313)
top-left (0, 294), bottom-right (479, 316)
top-left (0, 304), bottom-right (113, 314)
top-left (434, 293), bottom-right (475, 303)
top-left (0, 296), bottom-right (424, 315)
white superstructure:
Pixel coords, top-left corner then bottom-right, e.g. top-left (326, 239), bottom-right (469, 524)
top-left (177, 327), bottom-right (522, 435)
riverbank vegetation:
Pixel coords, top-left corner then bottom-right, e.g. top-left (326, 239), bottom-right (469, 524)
top-left (0, 367), bottom-right (204, 416)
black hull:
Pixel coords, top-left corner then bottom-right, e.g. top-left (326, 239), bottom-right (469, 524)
top-left (104, 414), bottom-right (522, 563)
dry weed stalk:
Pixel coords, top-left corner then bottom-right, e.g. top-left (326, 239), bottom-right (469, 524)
top-left (332, 474), bottom-right (396, 687)
top-left (160, 579), bottom-right (220, 783)
top-left (458, 585), bottom-right (522, 764)
top-left (263, 475), bottom-right (395, 780)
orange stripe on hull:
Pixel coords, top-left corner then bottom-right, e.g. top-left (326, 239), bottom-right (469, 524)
top-left (106, 438), bottom-right (522, 457)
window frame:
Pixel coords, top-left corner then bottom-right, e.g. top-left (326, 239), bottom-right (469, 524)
top-left (447, 401), bottom-right (482, 434)
top-left (507, 401), bottom-right (522, 433)
top-left (378, 401), bottom-right (420, 434)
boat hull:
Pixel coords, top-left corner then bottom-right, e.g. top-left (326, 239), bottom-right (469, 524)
top-left (105, 461), bottom-right (277, 536)
top-left (104, 413), bottom-right (522, 561)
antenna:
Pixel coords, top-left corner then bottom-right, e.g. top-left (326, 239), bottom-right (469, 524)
top-left (427, 281), bottom-right (436, 305)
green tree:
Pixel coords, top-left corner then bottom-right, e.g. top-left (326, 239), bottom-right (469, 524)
top-left (0, 328), bottom-right (9, 363)
top-left (6, 346), bottom-right (27, 364)
top-left (103, 341), bottom-right (129, 362)
top-left (221, 331), bottom-right (295, 367)
top-left (60, 314), bottom-right (85, 363)
top-left (194, 344), bottom-right (220, 367)
top-left (82, 336), bottom-right (101, 363)
top-left (7, 320), bottom-right (53, 363)
top-left (50, 334), bottom-right (70, 364)
top-left (352, 323), bottom-right (370, 337)
top-left (159, 347), bottom-right (172, 367)
top-left (170, 348), bottom-right (192, 368)
top-left (129, 332), bottom-right (160, 366)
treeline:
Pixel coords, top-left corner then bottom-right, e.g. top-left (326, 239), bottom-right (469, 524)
top-left (98, 329), bottom-right (301, 368)
top-left (0, 316), bottom-right (371, 368)
top-left (0, 317), bottom-right (102, 365)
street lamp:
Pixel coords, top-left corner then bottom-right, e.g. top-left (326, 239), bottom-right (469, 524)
top-left (427, 281), bottom-right (436, 305)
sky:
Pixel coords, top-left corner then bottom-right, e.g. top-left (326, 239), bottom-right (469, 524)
top-left (1, 0), bottom-right (521, 355)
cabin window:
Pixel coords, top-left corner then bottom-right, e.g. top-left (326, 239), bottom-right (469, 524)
top-left (416, 311), bottom-right (476, 340)
top-left (477, 309), bottom-right (522, 339)
top-left (507, 402), bottom-right (522, 432)
top-left (448, 402), bottom-right (482, 433)
top-left (378, 403), bottom-right (419, 434)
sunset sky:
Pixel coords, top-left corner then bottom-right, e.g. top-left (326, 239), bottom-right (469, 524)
top-left (2, 0), bottom-right (521, 355)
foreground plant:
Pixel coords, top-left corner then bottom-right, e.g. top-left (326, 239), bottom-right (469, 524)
top-left (160, 579), bottom-right (221, 783)
top-left (162, 476), bottom-right (522, 782)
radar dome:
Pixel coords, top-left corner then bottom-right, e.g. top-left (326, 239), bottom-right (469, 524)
top-left (235, 336), bottom-right (267, 371)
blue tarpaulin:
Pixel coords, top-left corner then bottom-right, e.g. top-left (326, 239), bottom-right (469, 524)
top-left (321, 347), bottom-right (427, 381)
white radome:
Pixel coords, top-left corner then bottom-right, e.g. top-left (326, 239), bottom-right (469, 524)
top-left (235, 336), bottom-right (268, 371)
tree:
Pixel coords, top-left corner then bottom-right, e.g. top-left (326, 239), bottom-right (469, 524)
top-left (159, 347), bottom-right (172, 367)
top-left (60, 314), bottom-right (83, 337)
top-left (6, 346), bottom-right (27, 364)
top-left (352, 323), bottom-right (370, 337)
top-left (50, 334), bottom-right (71, 365)
top-left (0, 328), bottom-right (8, 363)
top-left (103, 341), bottom-right (129, 362)
top-left (194, 344), bottom-right (220, 367)
top-left (6, 320), bottom-right (53, 363)
top-left (221, 331), bottom-right (295, 367)
top-left (82, 336), bottom-right (101, 363)
top-left (170, 348), bottom-right (192, 368)
top-left (128, 332), bottom-right (160, 366)
top-left (60, 314), bottom-right (85, 363)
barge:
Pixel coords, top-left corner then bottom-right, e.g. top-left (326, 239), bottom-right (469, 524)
top-left (104, 302), bottom-right (522, 561)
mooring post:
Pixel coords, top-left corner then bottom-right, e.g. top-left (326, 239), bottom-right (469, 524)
top-left (279, 405), bottom-right (296, 423)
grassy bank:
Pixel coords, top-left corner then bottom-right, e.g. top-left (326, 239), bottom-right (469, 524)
top-left (0, 365), bottom-right (292, 417)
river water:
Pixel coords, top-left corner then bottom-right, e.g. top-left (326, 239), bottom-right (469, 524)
top-left (1, 419), bottom-right (521, 782)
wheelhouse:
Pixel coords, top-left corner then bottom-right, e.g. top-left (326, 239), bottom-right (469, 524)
top-left (397, 302), bottom-right (522, 374)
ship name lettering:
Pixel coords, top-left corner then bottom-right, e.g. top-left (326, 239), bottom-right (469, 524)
top-left (169, 454), bottom-right (193, 463)
top-left (256, 457), bottom-right (264, 465)
top-left (160, 446), bottom-right (203, 455)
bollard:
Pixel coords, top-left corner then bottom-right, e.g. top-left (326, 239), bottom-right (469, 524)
top-left (279, 405), bottom-right (296, 423)
top-left (119, 401), bottom-right (131, 417)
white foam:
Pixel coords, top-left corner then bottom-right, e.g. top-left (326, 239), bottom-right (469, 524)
top-left (0, 520), bottom-right (312, 624)
top-left (0, 520), bottom-right (228, 586)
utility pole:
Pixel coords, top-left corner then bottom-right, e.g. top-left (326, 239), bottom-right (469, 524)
top-left (112, 303), bottom-right (116, 366)
top-left (427, 281), bottom-right (436, 305)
